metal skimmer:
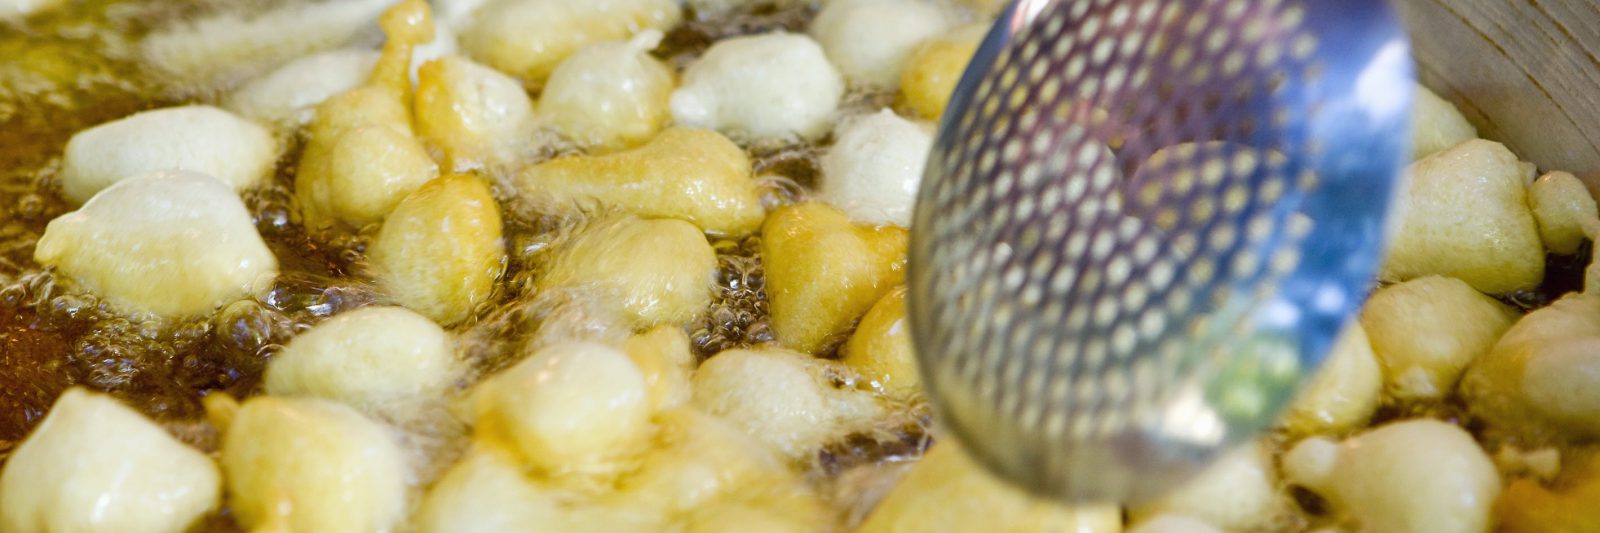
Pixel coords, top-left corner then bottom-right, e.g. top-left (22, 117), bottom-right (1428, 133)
top-left (908, 0), bottom-right (1414, 504)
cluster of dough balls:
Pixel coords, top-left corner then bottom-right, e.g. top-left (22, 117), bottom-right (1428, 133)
top-left (20, 0), bottom-right (1600, 530)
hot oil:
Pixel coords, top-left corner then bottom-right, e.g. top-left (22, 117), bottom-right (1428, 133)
top-left (2, 0), bottom-right (942, 528)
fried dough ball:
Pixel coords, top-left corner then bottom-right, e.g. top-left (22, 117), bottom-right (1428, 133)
top-left (221, 396), bottom-right (408, 533)
top-left (471, 341), bottom-right (654, 480)
top-left (624, 326), bottom-right (696, 412)
top-left (818, 109), bottom-right (934, 227)
top-left (226, 48), bottom-right (378, 131)
top-left (670, 32), bottom-right (844, 141)
top-left (517, 127), bottom-right (766, 235)
top-left (691, 348), bottom-right (884, 459)
top-left (762, 203), bottom-right (908, 354)
top-left (1380, 139), bottom-right (1543, 294)
top-left (811, 0), bottom-right (955, 88)
top-left (416, 443), bottom-right (669, 533)
top-left (60, 105), bottom-right (277, 204)
top-left (1461, 293), bottom-right (1600, 442)
top-left (414, 54), bottom-right (536, 171)
top-left (1130, 441), bottom-right (1295, 532)
top-left (460, 0), bottom-right (679, 87)
top-left (536, 216), bottom-right (716, 330)
top-left (1497, 452), bottom-right (1600, 533)
top-left (295, 0), bottom-right (439, 229)
top-left (1277, 322), bottom-right (1381, 436)
top-left (368, 173), bottom-right (505, 326)
top-left (1360, 276), bottom-right (1517, 401)
top-left (858, 442), bottom-right (1123, 533)
top-left (841, 286), bottom-right (919, 397)
top-left (609, 407), bottom-right (795, 515)
top-left (1283, 419), bottom-right (1500, 533)
top-left (0, 388), bottom-right (220, 533)
top-left (35, 170), bottom-right (277, 318)
top-left (1528, 170), bottom-right (1600, 255)
top-left (138, 0), bottom-right (393, 93)
top-left (263, 305), bottom-right (463, 420)
top-left (900, 23), bottom-right (986, 120)
top-left (540, 30), bottom-right (676, 149)
top-left (1411, 84), bottom-right (1478, 160)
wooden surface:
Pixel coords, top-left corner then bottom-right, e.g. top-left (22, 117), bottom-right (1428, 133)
top-left (1395, 0), bottom-right (1600, 194)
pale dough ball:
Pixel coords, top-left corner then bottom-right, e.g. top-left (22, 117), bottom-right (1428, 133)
top-left (472, 341), bottom-right (653, 478)
top-left (1461, 291), bottom-right (1600, 442)
top-left (1380, 139), bottom-right (1544, 294)
top-left (222, 396), bottom-right (408, 533)
top-left (415, 54), bottom-right (536, 170)
top-left (138, 0), bottom-right (393, 93)
top-left (1528, 170), bottom-right (1600, 255)
top-left (226, 48), bottom-right (379, 131)
top-left (1360, 276), bottom-right (1517, 400)
top-left (1278, 322), bottom-right (1381, 436)
top-left (536, 216), bottom-right (716, 329)
top-left (762, 203), bottom-right (908, 354)
top-left (819, 109), bottom-right (934, 227)
top-left (858, 442), bottom-right (1123, 532)
top-left (1283, 419), bottom-right (1500, 533)
top-left (1411, 83), bottom-right (1477, 160)
top-left (671, 32), bottom-right (845, 141)
top-left (612, 407), bottom-right (792, 515)
top-left (264, 305), bottom-right (463, 418)
top-left (540, 30), bottom-right (676, 149)
top-left (60, 105), bottom-right (277, 204)
top-left (368, 173), bottom-right (506, 326)
top-left (0, 388), bottom-right (220, 533)
top-left (415, 445), bottom-right (568, 533)
top-left (1131, 441), bottom-right (1294, 531)
top-left (811, 0), bottom-right (955, 88)
top-left (34, 170), bottom-right (278, 318)
top-left (461, 0), bottom-right (680, 86)
top-left (516, 127), bottom-right (766, 235)
top-left (692, 348), bottom-right (883, 459)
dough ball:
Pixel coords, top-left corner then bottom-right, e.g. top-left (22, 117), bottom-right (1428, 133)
top-left (1411, 83), bottom-right (1477, 160)
top-left (369, 173), bottom-right (506, 326)
top-left (671, 32), bottom-right (844, 141)
top-left (460, 0), bottom-right (680, 86)
top-left (540, 30), bottom-right (676, 149)
top-left (841, 286), bottom-right (919, 397)
top-left (1278, 322), bottom-right (1381, 436)
top-left (0, 388), bottom-right (220, 533)
top-left (1361, 275), bottom-right (1517, 400)
top-left (34, 170), bottom-right (277, 318)
top-left (222, 396), bottom-right (409, 533)
top-left (762, 202), bottom-right (908, 354)
top-left (1283, 419), bottom-right (1499, 533)
top-left (415, 54), bottom-right (536, 170)
top-left (226, 48), bottom-right (379, 131)
top-left (1528, 170), bottom-right (1600, 255)
top-left (692, 348), bottom-right (884, 459)
top-left (536, 216), bottom-right (716, 329)
top-left (858, 442), bottom-right (1123, 532)
top-left (264, 305), bottom-right (463, 420)
top-left (623, 326), bottom-right (697, 412)
top-left (818, 109), bottom-right (934, 227)
top-left (1131, 441), bottom-right (1295, 531)
top-left (900, 23), bottom-right (986, 120)
top-left (811, 0), bottom-right (955, 88)
top-left (517, 127), bottom-right (766, 235)
top-left (1380, 139), bottom-right (1543, 294)
top-left (471, 341), bottom-right (653, 479)
top-left (60, 105), bottom-right (277, 204)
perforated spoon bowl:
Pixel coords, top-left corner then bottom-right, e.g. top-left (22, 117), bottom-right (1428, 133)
top-left (908, 0), bottom-right (1414, 504)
